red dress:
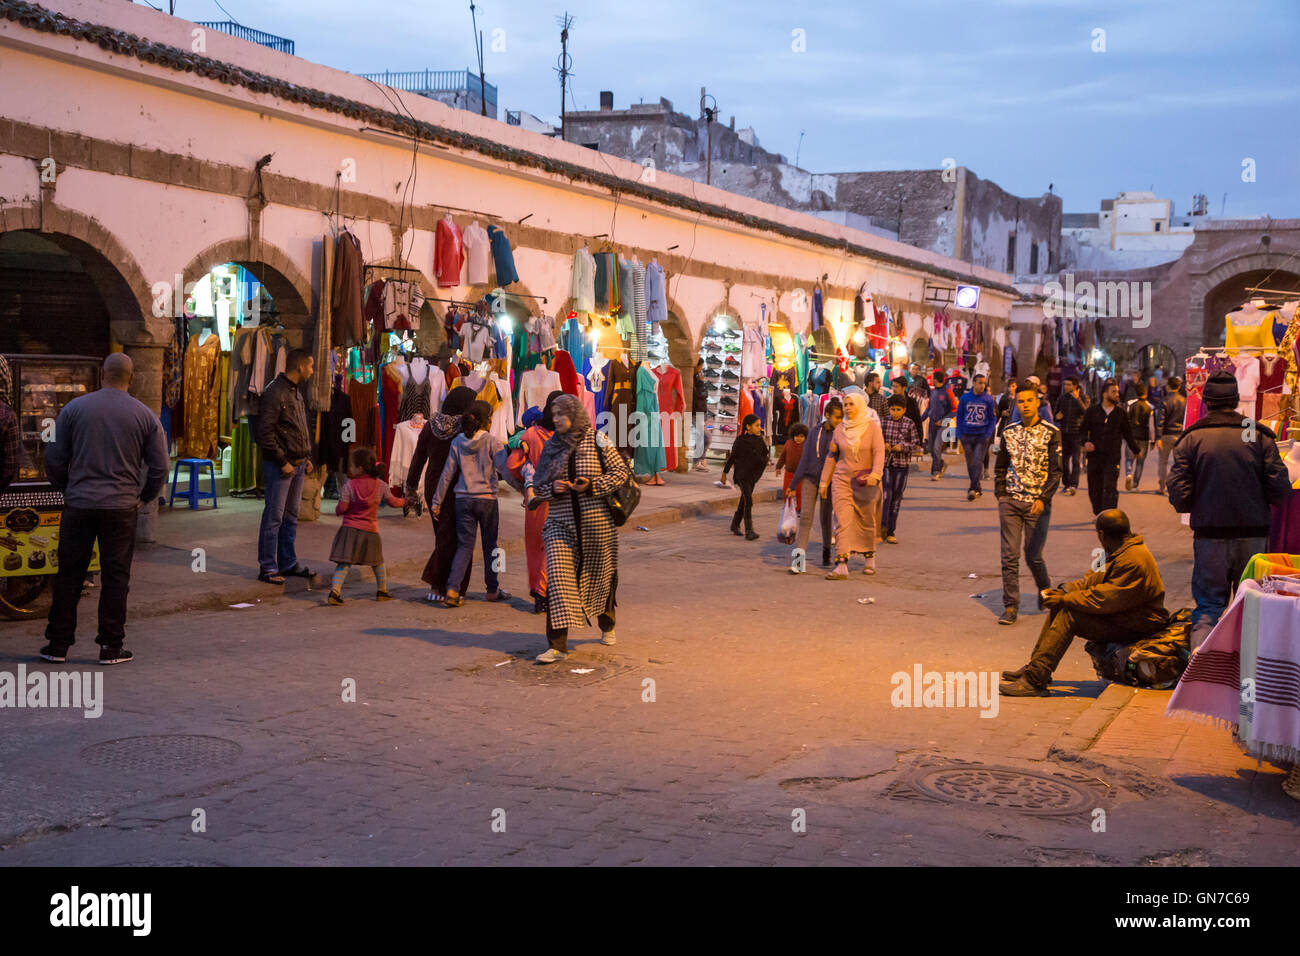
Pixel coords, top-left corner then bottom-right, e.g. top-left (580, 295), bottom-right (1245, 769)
top-left (505, 424), bottom-right (552, 597)
top-left (652, 364), bottom-right (685, 471)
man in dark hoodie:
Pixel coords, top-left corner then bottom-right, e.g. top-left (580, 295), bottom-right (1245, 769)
top-left (722, 413), bottom-right (769, 541)
top-left (1167, 371), bottom-right (1291, 648)
top-left (1000, 510), bottom-right (1169, 697)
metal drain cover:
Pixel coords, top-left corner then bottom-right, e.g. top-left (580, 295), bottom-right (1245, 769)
top-left (910, 766), bottom-right (1094, 815)
top-left (80, 735), bottom-right (242, 774)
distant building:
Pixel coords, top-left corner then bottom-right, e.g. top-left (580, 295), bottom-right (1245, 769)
top-left (507, 110), bottom-right (558, 137)
top-left (357, 68), bottom-right (497, 119)
top-left (1060, 191), bottom-right (1220, 271)
top-left (564, 89), bottom-right (1059, 274)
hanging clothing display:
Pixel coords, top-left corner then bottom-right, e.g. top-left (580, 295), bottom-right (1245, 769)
top-left (179, 333), bottom-right (221, 460)
top-left (489, 374), bottom-right (513, 443)
top-left (310, 231), bottom-right (334, 412)
top-left (571, 247), bottom-right (596, 313)
top-left (331, 229), bottom-right (364, 347)
top-left (652, 362), bottom-right (685, 471)
top-left (487, 224), bottom-right (519, 285)
top-left (811, 286), bottom-right (824, 331)
top-left (1232, 355), bottom-right (1261, 418)
top-left (553, 349), bottom-right (581, 396)
top-left (630, 260), bottom-right (648, 363)
top-left (388, 418), bottom-right (426, 493)
top-left (594, 252), bottom-right (620, 314)
top-left (1258, 354), bottom-right (1286, 424)
top-left (397, 358), bottom-right (434, 423)
top-left (517, 365), bottom-right (562, 425)
top-left (645, 260), bottom-right (667, 334)
top-left (382, 281), bottom-right (425, 330)
top-left (462, 221), bottom-right (490, 286)
top-left (603, 357), bottom-right (636, 459)
top-left (633, 362), bottom-right (666, 476)
top-left (379, 360), bottom-right (403, 465)
top-left (1225, 306), bottom-right (1278, 352)
top-left (435, 216), bottom-right (464, 287)
top-left (347, 376), bottom-right (378, 450)
top-left (741, 324), bottom-right (766, 379)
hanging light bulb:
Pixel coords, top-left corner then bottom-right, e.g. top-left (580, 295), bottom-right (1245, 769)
top-left (852, 328), bottom-right (867, 347)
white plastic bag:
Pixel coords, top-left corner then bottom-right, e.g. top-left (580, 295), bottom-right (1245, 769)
top-left (778, 497), bottom-right (799, 544)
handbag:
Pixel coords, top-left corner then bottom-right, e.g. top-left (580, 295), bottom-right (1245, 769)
top-left (595, 435), bottom-right (641, 527)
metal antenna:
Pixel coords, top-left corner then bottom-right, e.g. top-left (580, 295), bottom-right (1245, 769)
top-left (555, 13), bottom-right (575, 141)
top-left (795, 129), bottom-right (805, 168)
top-left (470, 2), bottom-right (487, 117)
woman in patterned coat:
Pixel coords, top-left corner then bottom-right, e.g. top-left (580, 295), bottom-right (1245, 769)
top-left (530, 394), bottom-right (630, 663)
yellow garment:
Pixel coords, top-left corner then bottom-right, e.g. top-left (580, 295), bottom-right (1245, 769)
top-left (1225, 312), bottom-right (1277, 353)
top-left (477, 378), bottom-right (501, 413)
top-left (180, 334), bottom-right (221, 460)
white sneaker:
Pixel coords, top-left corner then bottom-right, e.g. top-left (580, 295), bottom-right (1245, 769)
top-left (535, 648), bottom-right (567, 664)
top-left (600, 631), bottom-right (616, 646)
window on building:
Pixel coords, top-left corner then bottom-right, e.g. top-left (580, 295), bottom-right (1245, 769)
top-left (584, 143), bottom-right (599, 151)
top-left (1154, 222), bottom-right (1162, 232)
top-left (1029, 242), bottom-right (1039, 273)
top-left (1006, 234), bottom-right (1016, 273)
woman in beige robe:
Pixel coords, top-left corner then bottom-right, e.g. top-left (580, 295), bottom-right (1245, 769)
top-left (819, 388), bottom-right (885, 577)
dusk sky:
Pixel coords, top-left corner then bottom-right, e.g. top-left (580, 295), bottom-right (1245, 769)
top-left (157, 0), bottom-right (1299, 219)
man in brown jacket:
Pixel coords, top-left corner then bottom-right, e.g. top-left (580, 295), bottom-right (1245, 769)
top-left (999, 509), bottom-right (1169, 696)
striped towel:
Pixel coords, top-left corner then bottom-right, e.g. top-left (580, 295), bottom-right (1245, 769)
top-left (1167, 580), bottom-right (1300, 762)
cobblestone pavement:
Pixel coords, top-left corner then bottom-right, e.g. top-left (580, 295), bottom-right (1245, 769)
top-left (0, 469), bottom-right (1295, 866)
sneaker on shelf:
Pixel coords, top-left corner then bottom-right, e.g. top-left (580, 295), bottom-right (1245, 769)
top-left (719, 383), bottom-right (739, 393)
top-left (720, 424), bottom-right (738, 433)
top-left (721, 370), bottom-right (740, 381)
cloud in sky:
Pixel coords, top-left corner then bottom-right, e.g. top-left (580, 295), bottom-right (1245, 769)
top-left (156, 0), bottom-right (1300, 217)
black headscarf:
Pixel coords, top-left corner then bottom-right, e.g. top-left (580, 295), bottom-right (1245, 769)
top-left (539, 390), bottom-right (564, 432)
top-left (432, 386), bottom-right (477, 440)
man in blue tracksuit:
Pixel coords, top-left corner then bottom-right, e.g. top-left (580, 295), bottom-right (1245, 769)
top-left (956, 373), bottom-right (998, 499)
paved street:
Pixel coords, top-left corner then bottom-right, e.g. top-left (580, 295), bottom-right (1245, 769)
top-left (0, 463), bottom-right (1296, 866)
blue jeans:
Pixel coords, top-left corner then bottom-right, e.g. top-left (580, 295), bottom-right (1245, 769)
top-left (881, 466), bottom-right (909, 536)
top-left (450, 496), bottom-right (500, 596)
top-left (258, 461), bottom-right (306, 574)
top-left (927, 422), bottom-right (947, 474)
top-left (1190, 535), bottom-right (1266, 649)
top-left (959, 435), bottom-right (989, 492)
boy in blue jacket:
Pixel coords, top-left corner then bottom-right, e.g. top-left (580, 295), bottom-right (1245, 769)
top-left (956, 373), bottom-right (998, 499)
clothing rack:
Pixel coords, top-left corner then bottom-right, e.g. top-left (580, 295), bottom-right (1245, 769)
top-left (363, 264), bottom-right (424, 277)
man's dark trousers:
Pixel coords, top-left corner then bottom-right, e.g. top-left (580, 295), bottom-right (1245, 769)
top-left (881, 465), bottom-right (908, 537)
top-left (1023, 604), bottom-right (1166, 686)
top-left (1086, 454), bottom-right (1120, 515)
top-left (1190, 535), bottom-right (1267, 649)
top-left (959, 435), bottom-right (988, 493)
top-left (45, 506), bottom-right (138, 648)
top-left (1061, 432), bottom-right (1082, 490)
top-left (998, 497), bottom-right (1050, 610)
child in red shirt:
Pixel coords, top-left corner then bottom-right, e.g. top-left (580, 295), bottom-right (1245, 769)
top-left (772, 423), bottom-right (809, 512)
top-left (327, 446), bottom-right (405, 605)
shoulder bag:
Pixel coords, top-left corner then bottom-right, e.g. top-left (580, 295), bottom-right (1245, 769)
top-left (594, 433), bottom-right (641, 526)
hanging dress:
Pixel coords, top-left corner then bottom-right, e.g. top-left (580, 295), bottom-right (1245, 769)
top-left (180, 334), bottom-right (220, 460)
top-left (632, 362), bottom-right (666, 476)
top-left (652, 363), bottom-right (685, 472)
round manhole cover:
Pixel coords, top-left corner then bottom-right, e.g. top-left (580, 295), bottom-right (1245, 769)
top-left (80, 735), bottom-right (242, 774)
top-left (911, 766), bottom-right (1094, 815)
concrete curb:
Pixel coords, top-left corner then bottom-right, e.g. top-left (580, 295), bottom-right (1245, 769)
top-left (1051, 683), bottom-right (1135, 755)
top-left (121, 486), bottom-right (786, 622)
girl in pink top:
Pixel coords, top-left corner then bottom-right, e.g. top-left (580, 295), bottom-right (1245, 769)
top-left (327, 446), bottom-right (405, 605)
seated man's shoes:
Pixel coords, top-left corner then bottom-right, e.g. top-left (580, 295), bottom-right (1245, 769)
top-left (999, 677), bottom-right (1049, 697)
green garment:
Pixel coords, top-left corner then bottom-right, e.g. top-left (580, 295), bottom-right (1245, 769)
top-left (632, 363), bottom-right (666, 475)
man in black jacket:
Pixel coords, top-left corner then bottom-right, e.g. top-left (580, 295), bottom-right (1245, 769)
top-left (1081, 378), bottom-right (1139, 515)
top-left (255, 349), bottom-right (315, 584)
top-left (1156, 376), bottom-right (1185, 495)
top-left (1054, 376), bottom-right (1085, 496)
top-left (1167, 371), bottom-right (1291, 648)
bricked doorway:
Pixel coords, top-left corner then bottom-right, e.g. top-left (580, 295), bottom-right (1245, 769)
top-left (0, 229), bottom-right (138, 357)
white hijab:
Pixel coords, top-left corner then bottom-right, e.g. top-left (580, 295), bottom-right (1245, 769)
top-left (840, 388), bottom-right (870, 456)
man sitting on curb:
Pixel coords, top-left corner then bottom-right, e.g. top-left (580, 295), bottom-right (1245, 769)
top-left (999, 509), bottom-right (1169, 697)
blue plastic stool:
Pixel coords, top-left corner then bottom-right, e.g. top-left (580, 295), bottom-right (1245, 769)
top-left (168, 458), bottom-right (218, 509)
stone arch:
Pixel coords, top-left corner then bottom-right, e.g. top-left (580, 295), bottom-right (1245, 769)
top-left (1190, 246), bottom-right (1300, 345)
top-left (0, 201), bottom-right (157, 345)
top-left (180, 238), bottom-right (314, 344)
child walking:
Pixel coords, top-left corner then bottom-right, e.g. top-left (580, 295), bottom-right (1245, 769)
top-left (431, 400), bottom-right (510, 608)
top-left (880, 394), bottom-right (919, 544)
top-left (328, 446), bottom-right (405, 605)
top-left (772, 422), bottom-right (809, 512)
top-left (722, 414), bottom-right (770, 541)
